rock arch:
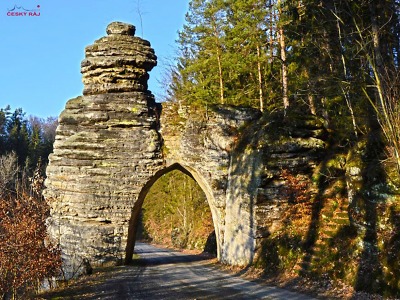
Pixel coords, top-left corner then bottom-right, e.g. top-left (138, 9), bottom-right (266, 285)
top-left (45, 22), bottom-right (327, 278)
top-left (125, 162), bottom-right (222, 264)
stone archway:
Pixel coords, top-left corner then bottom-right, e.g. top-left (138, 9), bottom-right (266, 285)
top-left (43, 22), bottom-right (238, 277)
top-left (44, 21), bottom-right (327, 279)
top-left (125, 162), bottom-right (222, 264)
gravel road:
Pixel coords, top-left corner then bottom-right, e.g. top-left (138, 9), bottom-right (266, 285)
top-left (39, 243), bottom-right (319, 299)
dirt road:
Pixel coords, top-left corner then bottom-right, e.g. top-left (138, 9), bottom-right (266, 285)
top-left (39, 243), bottom-right (318, 299)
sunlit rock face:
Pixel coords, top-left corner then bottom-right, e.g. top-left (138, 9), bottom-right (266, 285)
top-left (44, 22), bottom-right (163, 277)
top-left (160, 104), bottom-right (263, 264)
top-left (161, 106), bottom-right (327, 266)
top-left (223, 111), bottom-right (327, 265)
top-left (81, 22), bottom-right (156, 96)
top-left (45, 22), bottom-right (328, 278)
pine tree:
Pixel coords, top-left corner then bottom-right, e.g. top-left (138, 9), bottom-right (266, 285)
top-left (170, 0), bottom-right (399, 145)
top-left (176, 0), bottom-right (228, 106)
top-left (6, 108), bottom-right (30, 166)
top-left (224, 0), bottom-right (273, 110)
top-left (0, 106), bottom-right (57, 175)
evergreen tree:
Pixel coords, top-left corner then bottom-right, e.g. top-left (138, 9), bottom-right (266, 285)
top-left (0, 110), bottom-right (7, 156)
top-left (174, 0), bottom-right (283, 109)
top-left (0, 105), bottom-right (57, 175)
top-left (27, 117), bottom-right (43, 171)
top-left (176, 0), bottom-right (228, 106)
top-left (0, 106), bottom-right (11, 156)
top-left (224, 0), bottom-right (274, 110)
top-left (170, 0), bottom-right (399, 151)
top-left (6, 108), bottom-right (29, 166)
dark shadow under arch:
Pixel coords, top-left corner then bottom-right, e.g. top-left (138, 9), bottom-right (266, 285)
top-left (125, 163), bottom-right (213, 264)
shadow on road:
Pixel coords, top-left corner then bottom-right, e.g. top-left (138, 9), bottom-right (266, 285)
top-left (37, 243), bottom-right (317, 300)
top-left (131, 242), bottom-right (214, 266)
top-left (131, 253), bottom-right (212, 266)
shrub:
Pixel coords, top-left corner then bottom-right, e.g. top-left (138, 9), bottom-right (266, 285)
top-left (0, 157), bottom-right (61, 299)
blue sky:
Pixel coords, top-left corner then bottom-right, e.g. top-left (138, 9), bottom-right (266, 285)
top-left (0, 0), bottom-right (188, 118)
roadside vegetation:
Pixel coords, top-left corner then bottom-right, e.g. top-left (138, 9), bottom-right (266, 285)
top-left (0, 106), bottom-right (61, 299)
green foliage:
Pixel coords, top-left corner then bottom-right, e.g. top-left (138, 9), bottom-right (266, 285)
top-left (169, 0), bottom-right (399, 150)
top-left (171, 0), bottom-right (283, 109)
top-left (141, 170), bottom-right (214, 252)
top-left (162, 1), bottom-right (400, 294)
top-left (0, 105), bottom-right (57, 177)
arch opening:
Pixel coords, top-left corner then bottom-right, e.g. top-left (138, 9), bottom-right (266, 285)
top-left (125, 163), bottom-right (220, 264)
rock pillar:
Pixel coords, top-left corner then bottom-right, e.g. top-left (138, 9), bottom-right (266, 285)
top-left (44, 22), bottom-right (163, 277)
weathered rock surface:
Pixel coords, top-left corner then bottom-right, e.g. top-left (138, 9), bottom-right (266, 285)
top-left (160, 104), bottom-right (262, 264)
top-left (43, 20), bottom-right (400, 296)
top-left (161, 106), bottom-right (327, 265)
top-left (45, 22), bottom-right (163, 277)
top-left (81, 22), bottom-right (157, 96)
top-left (45, 21), bottom-right (328, 277)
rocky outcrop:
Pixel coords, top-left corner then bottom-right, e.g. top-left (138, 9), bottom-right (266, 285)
top-left (249, 112), bottom-right (326, 238)
top-left (224, 110), bottom-right (326, 264)
top-left (160, 104), bottom-right (262, 263)
top-left (45, 21), bottom-right (328, 277)
top-left (43, 21), bottom-right (400, 296)
top-left (81, 23), bottom-right (156, 96)
top-left (161, 106), bottom-right (327, 265)
top-left (44, 22), bottom-right (163, 277)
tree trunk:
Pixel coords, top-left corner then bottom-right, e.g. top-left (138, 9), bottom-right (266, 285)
top-left (369, 2), bottom-right (384, 82)
top-left (256, 44), bottom-right (264, 111)
top-left (307, 89), bottom-right (316, 115)
top-left (334, 3), bottom-right (358, 138)
top-left (212, 18), bottom-right (225, 104)
top-left (279, 27), bottom-right (289, 109)
top-left (277, 0), bottom-right (289, 109)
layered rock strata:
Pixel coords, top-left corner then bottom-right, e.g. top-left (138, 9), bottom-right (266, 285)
top-left (160, 104), bottom-right (262, 264)
top-left (160, 105), bottom-right (327, 265)
top-left (45, 22), bottom-right (329, 277)
top-left (44, 22), bottom-right (163, 277)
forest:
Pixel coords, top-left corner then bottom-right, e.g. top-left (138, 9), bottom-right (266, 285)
top-left (0, 105), bottom-right (57, 172)
top-left (167, 0), bottom-right (399, 164)
top-left (141, 170), bottom-right (215, 254)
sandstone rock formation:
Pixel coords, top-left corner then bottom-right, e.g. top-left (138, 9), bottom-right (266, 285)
top-left (160, 104), bottom-right (262, 265)
top-left (44, 22), bottom-right (163, 277)
top-left (161, 105), bottom-right (327, 265)
top-left (45, 21), bottom-right (328, 278)
top-left (43, 21), bottom-right (400, 295)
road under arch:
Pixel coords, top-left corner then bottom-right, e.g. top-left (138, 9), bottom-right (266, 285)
top-left (125, 163), bottom-right (222, 264)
